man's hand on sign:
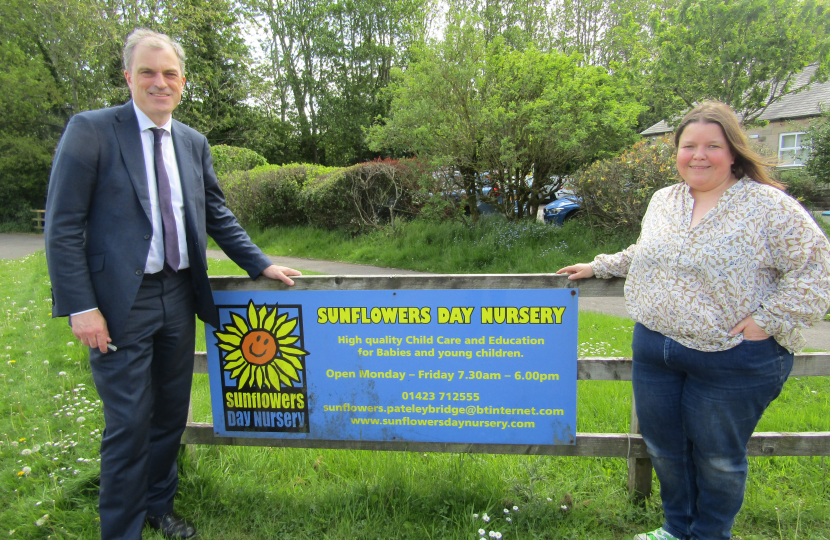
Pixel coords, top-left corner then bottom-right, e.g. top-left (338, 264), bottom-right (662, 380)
top-left (260, 264), bottom-right (302, 286)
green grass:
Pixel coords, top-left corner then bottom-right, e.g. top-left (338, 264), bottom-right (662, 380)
top-left (208, 216), bottom-right (640, 275)
top-left (1, 253), bottom-right (829, 539)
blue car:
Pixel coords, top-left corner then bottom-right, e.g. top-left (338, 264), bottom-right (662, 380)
top-left (543, 196), bottom-right (581, 225)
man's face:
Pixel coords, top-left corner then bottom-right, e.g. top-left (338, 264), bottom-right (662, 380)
top-left (124, 40), bottom-right (185, 126)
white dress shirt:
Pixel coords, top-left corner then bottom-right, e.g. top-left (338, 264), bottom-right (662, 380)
top-left (133, 102), bottom-right (190, 273)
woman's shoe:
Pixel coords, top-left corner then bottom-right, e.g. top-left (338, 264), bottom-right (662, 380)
top-left (633, 527), bottom-right (679, 540)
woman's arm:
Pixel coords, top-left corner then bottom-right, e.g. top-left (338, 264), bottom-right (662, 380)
top-left (751, 200), bottom-right (830, 340)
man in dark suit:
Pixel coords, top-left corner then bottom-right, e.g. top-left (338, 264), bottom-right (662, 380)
top-left (45, 28), bottom-right (300, 540)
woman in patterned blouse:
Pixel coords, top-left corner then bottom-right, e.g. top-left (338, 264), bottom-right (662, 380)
top-left (558, 101), bottom-right (830, 540)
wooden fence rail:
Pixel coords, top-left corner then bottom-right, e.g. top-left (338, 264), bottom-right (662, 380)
top-left (31, 209), bottom-right (46, 231)
top-left (182, 274), bottom-right (830, 499)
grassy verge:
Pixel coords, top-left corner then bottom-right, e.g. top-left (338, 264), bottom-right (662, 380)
top-left (209, 216), bottom-right (639, 274)
top-left (2, 254), bottom-right (828, 539)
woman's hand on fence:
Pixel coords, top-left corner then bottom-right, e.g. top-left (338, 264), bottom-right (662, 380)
top-left (556, 263), bottom-right (595, 280)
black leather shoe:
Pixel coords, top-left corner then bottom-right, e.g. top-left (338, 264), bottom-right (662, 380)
top-left (145, 512), bottom-right (198, 538)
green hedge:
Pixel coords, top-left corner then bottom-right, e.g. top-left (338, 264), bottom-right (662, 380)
top-left (211, 145), bottom-right (268, 177)
top-left (219, 159), bottom-right (426, 231)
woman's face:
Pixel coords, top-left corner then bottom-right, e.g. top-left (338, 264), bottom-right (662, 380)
top-left (676, 122), bottom-right (736, 195)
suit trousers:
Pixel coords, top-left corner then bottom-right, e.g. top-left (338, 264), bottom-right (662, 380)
top-left (88, 270), bottom-right (196, 540)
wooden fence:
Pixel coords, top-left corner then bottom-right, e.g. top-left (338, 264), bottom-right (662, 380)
top-left (181, 274), bottom-right (830, 499)
top-left (32, 209), bottom-right (45, 231)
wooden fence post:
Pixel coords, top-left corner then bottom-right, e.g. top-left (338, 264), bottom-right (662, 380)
top-left (627, 395), bottom-right (653, 500)
top-left (32, 209), bottom-right (46, 232)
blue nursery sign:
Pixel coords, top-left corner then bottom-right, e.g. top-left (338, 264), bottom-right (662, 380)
top-left (205, 289), bottom-right (578, 445)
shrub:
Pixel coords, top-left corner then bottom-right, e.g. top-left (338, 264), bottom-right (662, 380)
top-left (219, 158), bottom-right (426, 231)
top-left (211, 145), bottom-right (268, 177)
top-left (220, 164), bottom-right (316, 228)
top-left (573, 136), bottom-right (678, 234)
top-left (300, 159), bottom-right (426, 231)
top-left (778, 168), bottom-right (824, 207)
top-left (806, 109), bottom-right (830, 184)
top-left (297, 167), bottom-right (353, 230)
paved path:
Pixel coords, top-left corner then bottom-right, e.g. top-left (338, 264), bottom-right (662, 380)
top-left (0, 233), bottom-right (45, 259)
top-left (3, 233), bottom-right (826, 350)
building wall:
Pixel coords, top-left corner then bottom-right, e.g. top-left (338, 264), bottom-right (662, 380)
top-left (745, 118), bottom-right (814, 167)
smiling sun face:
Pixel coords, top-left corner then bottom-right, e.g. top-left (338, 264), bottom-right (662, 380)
top-left (213, 301), bottom-right (309, 390)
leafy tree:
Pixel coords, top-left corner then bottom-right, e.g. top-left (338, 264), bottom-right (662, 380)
top-left (446, 0), bottom-right (552, 50)
top-left (485, 43), bottom-right (643, 217)
top-left (0, 39), bottom-right (64, 221)
top-left (649, 0), bottom-right (830, 125)
top-left (251, 0), bottom-right (431, 165)
top-left (366, 19), bottom-right (487, 218)
top-left (368, 21), bottom-right (643, 220)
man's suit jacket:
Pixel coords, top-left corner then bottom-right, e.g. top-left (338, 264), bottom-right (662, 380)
top-left (45, 101), bottom-right (272, 342)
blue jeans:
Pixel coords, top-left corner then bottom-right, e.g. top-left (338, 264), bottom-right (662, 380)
top-left (632, 323), bottom-right (793, 540)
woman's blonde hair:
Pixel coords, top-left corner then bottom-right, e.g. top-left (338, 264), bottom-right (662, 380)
top-left (673, 101), bottom-right (783, 189)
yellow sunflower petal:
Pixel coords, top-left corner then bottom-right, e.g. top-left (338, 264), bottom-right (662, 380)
top-left (247, 301), bottom-right (259, 329)
top-left (231, 313), bottom-right (249, 334)
top-left (262, 308), bottom-right (277, 331)
top-left (224, 358), bottom-right (246, 371)
top-left (282, 354), bottom-right (302, 369)
top-left (255, 366), bottom-right (264, 388)
top-left (279, 372), bottom-right (291, 386)
top-left (278, 336), bottom-right (299, 346)
top-left (276, 359), bottom-right (300, 382)
top-left (215, 332), bottom-right (241, 346)
top-left (267, 365), bottom-right (281, 387)
top-left (258, 306), bottom-right (268, 328)
top-left (279, 346), bottom-right (309, 357)
top-left (261, 371), bottom-right (271, 389)
top-left (223, 323), bottom-right (243, 337)
top-left (231, 364), bottom-right (247, 379)
top-left (238, 366), bottom-right (252, 389)
top-left (224, 349), bottom-right (242, 361)
top-left (218, 343), bottom-right (238, 352)
top-left (275, 318), bottom-right (298, 338)
top-left (272, 313), bottom-right (288, 332)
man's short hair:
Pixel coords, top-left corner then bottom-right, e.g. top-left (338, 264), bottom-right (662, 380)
top-left (123, 28), bottom-right (186, 75)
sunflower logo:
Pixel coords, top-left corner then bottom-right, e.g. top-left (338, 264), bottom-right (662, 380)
top-left (213, 301), bottom-right (309, 390)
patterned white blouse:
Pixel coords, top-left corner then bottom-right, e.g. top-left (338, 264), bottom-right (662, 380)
top-left (590, 178), bottom-right (830, 352)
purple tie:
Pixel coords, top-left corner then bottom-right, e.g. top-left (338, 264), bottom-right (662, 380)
top-left (151, 128), bottom-right (180, 275)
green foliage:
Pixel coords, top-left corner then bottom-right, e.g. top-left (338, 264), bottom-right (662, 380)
top-left (778, 168), bottom-right (824, 205)
top-left (297, 169), bottom-right (356, 230)
top-left (244, 215), bottom-right (640, 274)
top-left (806, 109), bottom-right (830, 184)
top-left (649, 0), bottom-right (830, 125)
top-left (0, 39), bottom-right (64, 223)
top-left (368, 22), bottom-right (643, 221)
top-left (573, 136), bottom-right (679, 234)
top-left (211, 145), bottom-right (268, 177)
top-left (220, 160), bottom-right (425, 231)
top-left (220, 164), bottom-right (315, 229)
top-left (299, 159), bottom-right (426, 231)
top-left (252, 0), bottom-right (431, 166)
